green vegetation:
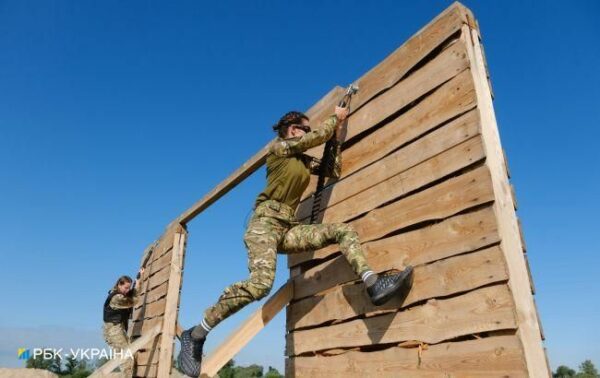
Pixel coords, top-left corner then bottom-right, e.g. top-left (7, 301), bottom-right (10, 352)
top-left (553, 360), bottom-right (599, 378)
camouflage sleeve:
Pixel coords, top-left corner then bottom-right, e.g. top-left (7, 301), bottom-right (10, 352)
top-left (109, 292), bottom-right (136, 310)
top-left (304, 140), bottom-right (342, 178)
top-left (270, 115), bottom-right (338, 157)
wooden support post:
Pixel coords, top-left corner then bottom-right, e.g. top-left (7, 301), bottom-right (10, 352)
top-left (157, 226), bottom-right (187, 377)
top-left (173, 86), bottom-right (345, 226)
top-left (461, 20), bottom-right (549, 377)
top-left (90, 324), bottom-right (161, 377)
top-left (199, 281), bottom-right (294, 378)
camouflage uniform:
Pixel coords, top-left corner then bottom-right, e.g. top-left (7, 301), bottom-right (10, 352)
top-left (203, 115), bottom-right (373, 328)
top-left (103, 291), bottom-right (136, 377)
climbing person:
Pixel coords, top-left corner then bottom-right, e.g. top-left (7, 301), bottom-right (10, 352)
top-left (178, 105), bottom-right (414, 377)
top-left (102, 269), bottom-right (144, 377)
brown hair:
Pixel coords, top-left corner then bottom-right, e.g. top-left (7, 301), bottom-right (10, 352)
top-left (272, 111), bottom-right (309, 138)
top-left (111, 275), bottom-right (133, 294)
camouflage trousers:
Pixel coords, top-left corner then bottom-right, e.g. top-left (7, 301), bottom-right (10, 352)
top-left (102, 322), bottom-right (133, 377)
top-left (203, 199), bottom-right (371, 328)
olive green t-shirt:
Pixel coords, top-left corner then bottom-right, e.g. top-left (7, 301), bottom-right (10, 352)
top-left (255, 115), bottom-right (342, 211)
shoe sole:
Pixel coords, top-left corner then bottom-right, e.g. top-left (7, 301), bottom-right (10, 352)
top-left (371, 266), bottom-right (414, 306)
top-left (177, 330), bottom-right (202, 377)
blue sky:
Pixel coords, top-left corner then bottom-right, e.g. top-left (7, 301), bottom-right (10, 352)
top-left (1, 0), bottom-right (599, 373)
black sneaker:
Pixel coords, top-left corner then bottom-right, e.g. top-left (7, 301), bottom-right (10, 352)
top-left (367, 266), bottom-right (414, 306)
top-left (177, 328), bottom-right (205, 377)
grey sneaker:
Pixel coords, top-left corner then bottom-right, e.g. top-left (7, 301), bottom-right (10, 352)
top-left (177, 328), bottom-right (205, 377)
top-left (367, 266), bottom-right (414, 306)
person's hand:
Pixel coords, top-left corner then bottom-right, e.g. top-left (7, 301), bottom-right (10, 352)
top-left (334, 106), bottom-right (349, 122)
top-left (136, 267), bottom-right (145, 280)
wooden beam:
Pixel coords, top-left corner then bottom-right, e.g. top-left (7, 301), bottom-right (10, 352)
top-left (286, 284), bottom-right (516, 356)
top-left (291, 164), bottom-right (495, 278)
top-left (199, 281), bottom-right (294, 378)
top-left (297, 107), bottom-right (482, 222)
top-left (90, 324), bottom-right (161, 377)
top-left (174, 86), bottom-right (345, 226)
top-left (157, 227), bottom-right (187, 378)
top-left (287, 335), bottom-right (528, 377)
top-left (461, 21), bottom-right (548, 377)
top-left (289, 245), bottom-right (507, 330)
top-left (300, 36), bottom-right (471, 201)
top-left (298, 65), bottom-right (477, 209)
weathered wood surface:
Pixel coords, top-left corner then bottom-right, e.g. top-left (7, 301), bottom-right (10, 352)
top-left (286, 335), bottom-right (528, 377)
top-left (462, 23), bottom-right (548, 376)
top-left (292, 200), bottom-right (497, 270)
top-left (286, 284), bottom-right (516, 356)
top-left (300, 36), bottom-right (471, 201)
top-left (297, 102), bottom-right (480, 222)
top-left (297, 70), bottom-right (478, 219)
top-left (292, 205), bottom-right (500, 302)
top-left (291, 165), bottom-right (495, 286)
top-left (157, 229), bottom-right (187, 378)
top-left (300, 123), bottom-right (484, 229)
top-left (133, 363), bottom-right (158, 378)
top-left (288, 245), bottom-right (507, 331)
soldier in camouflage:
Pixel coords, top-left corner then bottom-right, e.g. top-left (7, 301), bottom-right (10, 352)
top-left (178, 106), bottom-right (413, 377)
top-left (102, 270), bottom-right (143, 377)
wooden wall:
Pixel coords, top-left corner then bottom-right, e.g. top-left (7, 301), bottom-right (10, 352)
top-left (286, 3), bottom-right (549, 377)
top-left (128, 226), bottom-right (187, 377)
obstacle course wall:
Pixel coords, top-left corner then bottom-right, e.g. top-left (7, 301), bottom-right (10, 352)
top-left (285, 3), bottom-right (548, 377)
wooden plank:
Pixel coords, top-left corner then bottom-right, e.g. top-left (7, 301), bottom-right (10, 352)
top-left (135, 346), bottom-right (161, 366)
top-left (131, 316), bottom-right (163, 337)
top-left (294, 170), bottom-right (496, 299)
top-left (200, 281), bottom-right (294, 377)
top-left (291, 201), bottom-right (497, 269)
top-left (297, 110), bottom-right (483, 223)
top-left (134, 281), bottom-right (169, 309)
top-left (290, 164), bottom-right (495, 273)
top-left (132, 297), bottom-right (167, 321)
top-left (174, 85), bottom-right (345, 226)
top-left (300, 36), bottom-right (471, 201)
top-left (137, 263), bottom-right (174, 296)
top-left (289, 245), bottom-right (507, 330)
top-left (348, 3), bottom-right (469, 113)
top-left (298, 65), bottom-right (477, 210)
top-left (90, 324), bottom-right (161, 377)
top-left (350, 3), bottom-right (471, 113)
top-left (344, 164), bottom-right (493, 244)
top-left (157, 228), bottom-right (187, 378)
top-left (133, 363), bottom-right (158, 378)
top-left (463, 23), bottom-right (548, 376)
top-left (286, 284), bottom-right (516, 356)
top-left (137, 253), bottom-right (173, 297)
top-left (286, 335), bottom-right (527, 377)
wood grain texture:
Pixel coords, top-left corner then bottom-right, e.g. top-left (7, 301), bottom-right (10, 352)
top-left (298, 67), bottom-right (477, 210)
top-left (286, 335), bottom-right (527, 377)
top-left (303, 126), bottom-right (485, 228)
top-left (297, 104), bottom-right (480, 221)
top-left (291, 165), bottom-right (495, 287)
top-left (291, 201), bottom-right (498, 268)
top-left (463, 24), bottom-right (548, 376)
top-left (300, 37), bottom-right (471, 200)
top-left (289, 245), bottom-right (507, 330)
top-left (286, 284), bottom-right (517, 356)
top-left (155, 230), bottom-right (186, 377)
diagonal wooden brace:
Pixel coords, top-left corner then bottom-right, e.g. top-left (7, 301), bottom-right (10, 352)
top-left (199, 280), bottom-right (294, 378)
